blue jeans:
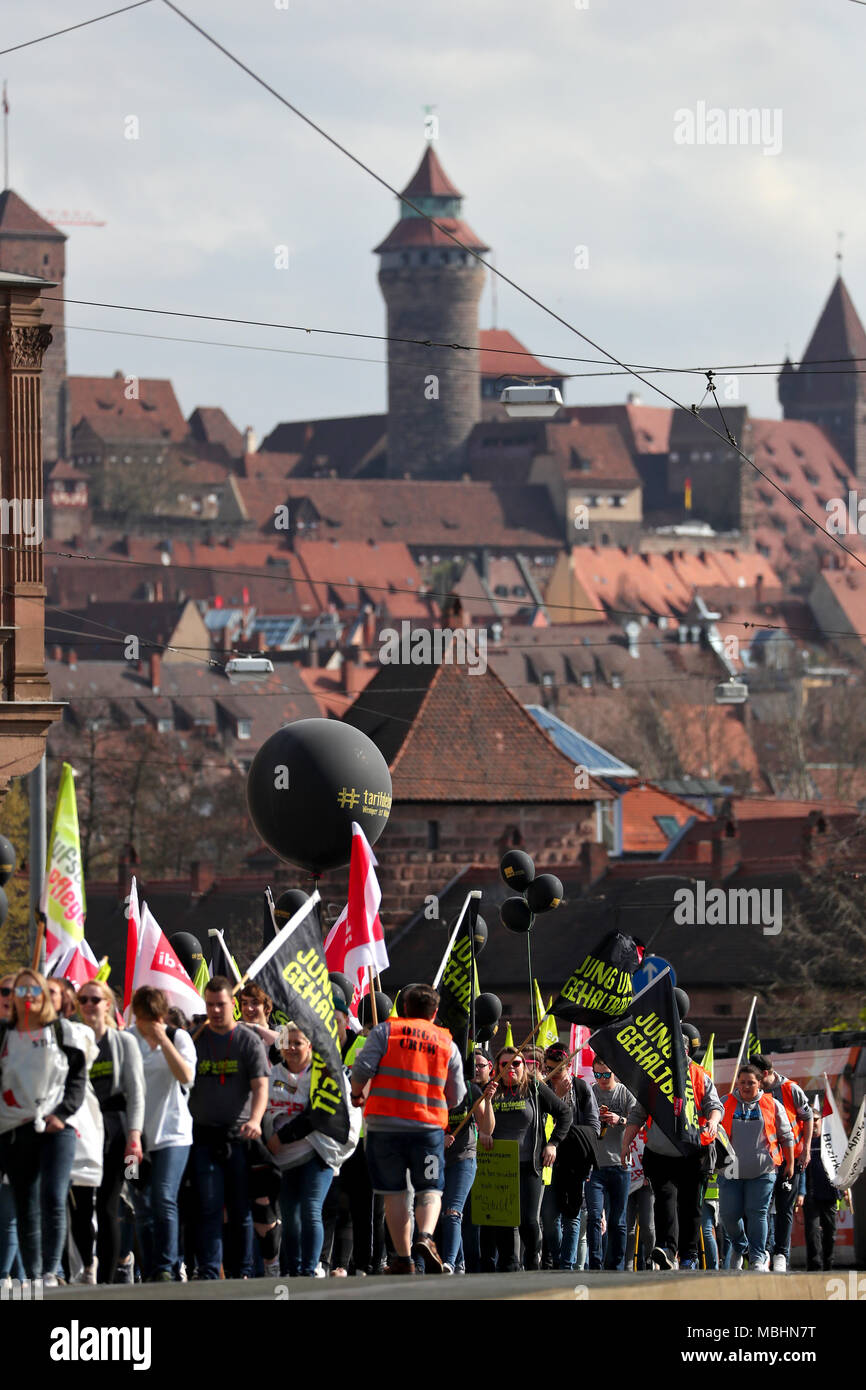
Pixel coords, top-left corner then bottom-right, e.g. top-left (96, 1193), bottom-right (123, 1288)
top-left (193, 1138), bottom-right (254, 1279)
top-left (440, 1156), bottom-right (476, 1269)
top-left (586, 1165), bottom-right (631, 1270)
top-left (541, 1181), bottom-right (582, 1269)
top-left (0, 1122), bottom-right (77, 1279)
top-left (279, 1155), bottom-right (334, 1276)
top-left (719, 1171), bottom-right (776, 1266)
top-left (132, 1144), bottom-right (191, 1278)
top-left (0, 1181), bottom-right (24, 1280)
top-left (701, 1202), bottom-right (719, 1269)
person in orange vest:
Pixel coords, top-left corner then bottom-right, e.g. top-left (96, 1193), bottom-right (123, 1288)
top-left (753, 1053), bottom-right (813, 1272)
top-left (718, 1062), bottom-right (795, 1271)
top-left (350, 982), bottom-right (465, 1276)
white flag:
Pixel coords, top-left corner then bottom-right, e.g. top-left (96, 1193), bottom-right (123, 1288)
top-left (835, 1097), bottom-right (866, 1190)
top-left (130, 903), bottom-right (205, 1018)
top-left (821, 1073), bottom-right (848, 1182)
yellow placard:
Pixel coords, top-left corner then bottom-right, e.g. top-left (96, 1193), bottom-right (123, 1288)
top-left (470, 1140), bottom-right (521, 1227)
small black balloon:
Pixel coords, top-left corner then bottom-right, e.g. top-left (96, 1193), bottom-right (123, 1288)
top-left (525, 874), bottom-right (564, 914)
top-left (169, 932), bottom-right (203, 980)
top-left (329, 972), bottom-right (354, 1005)
top-left (246, 718), bottom-right (392, 874)
top-left (500, 896), bottom-right (534, 934)
top-left (674, 987), bottom-right (690, 1020)
top-left (474, 992), bottom-right (502, 1029)
top-left (274, 888), bottom-right (311, 925)
top-left (473, 914), bottom-right (488, 957)
top-left (499, 850), bottom-right (535, 893)
top-left (358, 992), bottom-right (393, 1028)
top-left (682, 1021), bottom-right (701, 1054)
top-left (0, 835), bottom-right (15, 887)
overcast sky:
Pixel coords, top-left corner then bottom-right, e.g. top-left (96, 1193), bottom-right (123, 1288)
top-left (2, 0), bottom-right (862, 440)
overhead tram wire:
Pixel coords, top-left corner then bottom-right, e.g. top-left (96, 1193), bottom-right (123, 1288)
top-left (156, 0), bottom-right (866, 581)
top-left (0, 0), bottom-right (155, 55)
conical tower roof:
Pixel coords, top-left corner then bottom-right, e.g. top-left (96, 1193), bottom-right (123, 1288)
top-left (374, 146), bottom-right (489, 255)
top-left (800, 276), bottom-right (866, 364)
top-left (0, 189), bottom-right (65, 239)
top-left (401, 146), bottom-right (462, 199)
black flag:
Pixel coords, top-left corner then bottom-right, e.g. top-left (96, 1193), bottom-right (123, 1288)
top-left (246, 891), bottom-right (349, 1143)
top-left (435, 912), bottom-right (478, 1057)
top-left (550, 931), bottom-right (640, 1029)
top-left (589, 967), bottom-right (700, 1155)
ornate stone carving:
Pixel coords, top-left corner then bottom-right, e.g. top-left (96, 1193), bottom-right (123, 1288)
top-left (1, 324), bottom-right (53, 370)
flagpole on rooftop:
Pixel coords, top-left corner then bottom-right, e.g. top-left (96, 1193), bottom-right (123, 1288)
top-left (2, 82), bottom-right (9, 190)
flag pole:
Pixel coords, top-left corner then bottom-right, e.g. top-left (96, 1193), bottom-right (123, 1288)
top-left (369, 967), bottom-right (378, 1025)
top-left (432, 890), bottom-right (478, 990)
top-left (731, 995), bottom-right (757, 1083)
top-left (31, 916), bottom-right (45, 972)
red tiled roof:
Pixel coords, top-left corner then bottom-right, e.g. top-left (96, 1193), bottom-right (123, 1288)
top-left (661, 705), bottom-right (760, 786)
top-left (258, 415), bottom-right (385, 476)
top-left (401, 147), bottom-right (462, 199)
top-left (0, 189), bottom-right (66, 239)
top-left (343, 658), bottom-right (614, 802)
top-left (187, 407), bottom-right (245, 457)
top-left (48, 458), bottom-right (86, 481)
top-left (374, 217), bottom-right (489, 254)
top-left (297, 663), bottom-right (379, 719)
top-left (543, 421), bottom-right (640, 487)
top-left (294, 539), bottom-right (431, 621)
top-left (479, 329), bottom-right (564, 381)
top-left (801, 277), bottom-right (866, 364)
top-left (619, 782), bottom-right (710, 854)
top-left (561, 546), bottom-right (783, 622)
top-left (567, 403), bottom-right (673, 454)
top-left (69, 374), bottom-right (187, 441)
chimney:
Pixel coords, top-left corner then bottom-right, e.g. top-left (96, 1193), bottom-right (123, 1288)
top-left (150, 652), bottom-right (161, 693)
top-left (243, 426), bottom-right (257, 454)
top-left (256, 630), bottom-right (267, 653)
top-left (154, 579), bottom-right (164, 602)
top-left (755, 573), bottom-right (764, 606)
top-left (578, 839), bottom-right (608, 886)
top-left (190, 860), bottom-right (215, 894)
top-left (66, 649), bottom-right (77, 670)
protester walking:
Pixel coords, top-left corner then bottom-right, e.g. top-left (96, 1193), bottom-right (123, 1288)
top-left (754, 1054), bottom-right (813, 1272)
top-left (587, 1061), bottom-right (634, 1270)
top-left (128, 986), bottom-right (196, 1281)
top-left (190, 976), bottom-right (269, 1279)
top-left (541, 1042), bottom-right (599, 1270)
top-left (440, 1052), bottom-right (495, 1275)
top-left (0, 970), bottom-right (87, 1284)
top-left (717, 1062), bottom-right (794, 1271)
top-left (802, 1106), bottom-right (848, 1271)
top-left (351, 982), bottom-right (465, 1275)
top-left (70, 979), bottom-right (144, 1284)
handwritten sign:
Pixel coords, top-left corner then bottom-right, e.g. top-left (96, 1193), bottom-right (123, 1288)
top-left (471, 1140), bottom-right (520, 1227)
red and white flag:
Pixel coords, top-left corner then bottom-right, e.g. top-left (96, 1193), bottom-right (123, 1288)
top-left (123, 877), bottom-right (142, 1012)
top-left (130, 903), bottom-right (205, 1017)
top-left (821, 1074), bottom-right (849, 1183)
top-left (569, 1023), bottom-right (596, 1082)
top-left (836, 1097), bottom-right (866, 1189)
top-left (325, 822), bottom-right (389, 1007)
top-left (48, 941), bottom-right (99, 989)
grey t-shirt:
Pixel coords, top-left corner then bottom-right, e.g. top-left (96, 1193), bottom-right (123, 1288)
top-left (592, 1082), bottom-right (636, 1168)
top-left (352, 1020), bottom-right (466, 1132)
top-left (190, 1023), bottom-right (268, 1134)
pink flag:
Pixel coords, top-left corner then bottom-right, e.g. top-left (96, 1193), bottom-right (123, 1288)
top-left (123, 877), bottom-right (141, 1012)
top-left (130, 903), bottom-right (205, 1017)
top-left (325, 822), bottom-right (389, 999)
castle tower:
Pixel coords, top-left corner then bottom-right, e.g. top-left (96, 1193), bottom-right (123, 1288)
top-left (778, 276), bottom-right (866, 480)
top-left (375, 147), bottom-right (489, 479)
top-left (0, 191), bottom-right (68, 465)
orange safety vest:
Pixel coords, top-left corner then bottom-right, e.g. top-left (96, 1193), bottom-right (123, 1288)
top-left (365, 1018), bottom-right (453, 1129)
top-left (721, 1093), bottom-right (783, 1166)
top-left (777, 1079), bottom-right (806, 1157)
top-left (646, 1061), bottom-right (715, 1145)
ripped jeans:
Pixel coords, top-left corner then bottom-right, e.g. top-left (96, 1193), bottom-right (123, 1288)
top-left (439, 1155), bottom-right (477, 1269)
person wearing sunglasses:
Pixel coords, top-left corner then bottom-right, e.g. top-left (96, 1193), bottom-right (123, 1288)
top-left (0, 970), bottom-right (88, 1285)
top-left (540, 1043), bottom-right (599, 1271)
top-left (0, 975), bottom-right (25, 1290)
top-left (70, 980), bottom-right (144, 1284)
top-left (485, 1046), bottom-right (571, 1272)
top-left (586, 1061), bottom-right (636, 1271)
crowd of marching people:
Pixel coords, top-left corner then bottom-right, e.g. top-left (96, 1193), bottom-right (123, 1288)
top-left (0, 964), bottom-right (853, 1286)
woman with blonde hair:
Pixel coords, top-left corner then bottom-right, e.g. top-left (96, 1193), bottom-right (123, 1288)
top-left (0, 969), bottom-right (88, 1283)
top-left (70, 978), bottom-right (145, 1283)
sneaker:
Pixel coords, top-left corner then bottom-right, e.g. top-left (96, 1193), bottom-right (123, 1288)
top-left (115, 1256), bottom-right (134, 1285)
top-left (314, 1264), bottom-right (327, 1278)
top-left (263, 1258), bottom-right (281, 1278)
top-left (411, 1233), bottom-right (443, 1274)
top-left (80, 1260), bottom-right (98, 1286)
top-left (754, 1255), bottom-right (771, 1272)
top-left (42, 1273), bottom-right (58, 1289)
top-left (153, 1271), bottom-right (173, 1283)
top-left (0, 1276), bottom-right (11, 1294)
top-left (330, 1267), bottom-right (348, 1277)
top-left (771, 1254), bottom-right (787, 1273)
top-left (651, 1246), bottom-right (674, 1271)
top-left (442, 1263), bottom-right (454, 1275)
top-left (731, 1254), bottom-right (744, 1271)
top-left (388, 1255), bottom-right (416, 1276)
top-left (680, 1258), bottom-right (699, 1270)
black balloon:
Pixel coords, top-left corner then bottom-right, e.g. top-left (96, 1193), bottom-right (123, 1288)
top-left (358, 991), bottom-right (392, 1027)
top-left (500, 896), bottom-right (534, 934)
top-left (674, 987), bottom-right (690, 1020)
top-left (525, 874), bottom-right (564, 914)
top-left (0, 836), bottom-right (15, 887)
top-left (169, 933), bottom-right (203, 980)
top-left (329, 972), bottom-right (354, 1005)
top-left (246, 718), bottom-right (392, 874)
top-left (682, 1021), bottom-right (701, 1054)
top-left (476, 1023), bottom-right (499, 1046)
top-left (274, 888), bottom-right (311, 925)
top-left (500, 850), bottom-right (535, 893)
top-left (474, 992), bottom-right (502, 1029)
top-left (473, 914), bottom-right (488, 957)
